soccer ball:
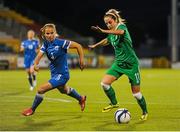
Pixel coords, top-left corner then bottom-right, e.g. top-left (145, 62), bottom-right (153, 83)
top-left (114, 108), bottom-right (131, 124)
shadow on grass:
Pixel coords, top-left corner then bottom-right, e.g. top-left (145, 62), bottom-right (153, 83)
top-left (93, 120), bottom-right (148, 131)
top-left (19, 114), bottom-right (83, 131)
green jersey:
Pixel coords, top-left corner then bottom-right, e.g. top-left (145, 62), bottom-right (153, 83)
top-left (107, 23), bottom-right (139, 65)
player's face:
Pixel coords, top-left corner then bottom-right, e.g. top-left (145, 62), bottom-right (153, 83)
top-left (44, 27), bottom-right (56, 42)
top-left (27, 31), bottom-right (35, 39)
top-left (104, 16), bottom-right (116, 30)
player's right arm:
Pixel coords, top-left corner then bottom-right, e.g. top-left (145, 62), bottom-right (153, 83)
top-left (20, 47), bottom-right (24, 52)
top-left (20, 42), bottom-right (24, 52)
top-left (88, 38), bottom-right (108, 49)
top-left (33, 51), bottom-right (44, 71)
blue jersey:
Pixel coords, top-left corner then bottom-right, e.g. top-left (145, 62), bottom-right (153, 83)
top-left (40, 38), bottom-right (71, 76)
top-left (21, 39), bottom-right (39, 68)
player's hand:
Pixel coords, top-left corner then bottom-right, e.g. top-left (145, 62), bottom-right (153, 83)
top-left (79, 59), bottom-right (85, 71)
top-left (88, 44), bottom-right (96, 49)
top-left (33, 64), bottom-right (39, 72)
top-left (91, 26), bottom-right (103, 33)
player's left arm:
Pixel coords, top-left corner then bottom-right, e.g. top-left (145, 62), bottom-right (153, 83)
top-left (69, 41), bottom-right (85, 70)
top-left (35, 40), bottom-right (41, 53)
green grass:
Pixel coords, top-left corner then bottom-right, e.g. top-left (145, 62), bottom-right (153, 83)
top-left (0, 68), bottom-right (180, 131)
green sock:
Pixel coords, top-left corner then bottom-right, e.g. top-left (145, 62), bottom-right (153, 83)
top-left (137, 96), bottom-right (148, 114)
top-left (104, 86), bottom-right (117, 105)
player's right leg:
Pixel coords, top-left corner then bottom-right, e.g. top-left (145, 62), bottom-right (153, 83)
top-left (101, 74), bottom-right (119, 112)
top-left (22, 82), bottom-right (53, 116)
top-left (102, 103), bottom-right (119, 113)
top-left (140, 113), bottom-right (148, 121)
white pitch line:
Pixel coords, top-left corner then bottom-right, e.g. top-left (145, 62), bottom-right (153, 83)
top-left (16, 95), bottom-right (72, 103)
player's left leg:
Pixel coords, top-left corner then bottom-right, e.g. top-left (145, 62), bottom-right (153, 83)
top-left (131, 85), bottom-right (148, 120)
top-left (30, 65), bottom-right (37, 87)
top-left (26, 69), bottom-right (34, 91)
top-left (127, 64), bottom-right (148, 120)
top-left (25, 61), bottom-right (34, 90)
top-left (57, 86), bottom-right (86, 111)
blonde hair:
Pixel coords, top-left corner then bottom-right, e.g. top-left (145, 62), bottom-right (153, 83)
top-left (104, 9), bottom-right (126, 23)
top-left (40, 23), bottom-right (58, 39)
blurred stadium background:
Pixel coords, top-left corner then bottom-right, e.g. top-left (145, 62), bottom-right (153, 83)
top-left (0, 0), bottom-right (180, 70)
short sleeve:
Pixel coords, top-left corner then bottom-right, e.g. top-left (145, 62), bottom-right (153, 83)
top-left (21, 41), bottom-right (25, 48)
top-left (117, 24), bottom-right (126, 30)
top-left (62, 40), bottom-right (71, 49)
top-left (40, 43), bottom-right (46, 53)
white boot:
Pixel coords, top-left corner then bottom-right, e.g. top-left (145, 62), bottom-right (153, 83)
top-left (30, 86), bottom-right (34, 91)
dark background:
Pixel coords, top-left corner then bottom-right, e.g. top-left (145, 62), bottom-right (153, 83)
top-left (3, 0), bottom-right (174, 58)
top-left (5, 0), bottom-right (170, 41)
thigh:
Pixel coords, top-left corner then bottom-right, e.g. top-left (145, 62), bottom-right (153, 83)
top-left (126, 65), bottom-right (141, 86)
top-left (49, 74), bottom-right (69, 88)
top-left (24, 60), bottom-right (31, 69)
top-left (102, 74), bottom-right (117, 84)
top-left (38, 82), bottom-right (53, 94)
top-left (26, 68), bottom-right (30, 74)
top-left (106, 63), bottom-right (123, 80)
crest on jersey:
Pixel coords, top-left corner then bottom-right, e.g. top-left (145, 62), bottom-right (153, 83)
top-left (55, 46), bottom-right (59, 50)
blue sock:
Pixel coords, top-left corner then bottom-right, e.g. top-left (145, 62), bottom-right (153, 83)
top-left (68, 88), bottom-right (81, 101)
top-left (28, 76), bottom-right (33, 87)
top-left (32, 74), bottom-right (36, 81)
top-left (31, 93), bottom-right (44, 111)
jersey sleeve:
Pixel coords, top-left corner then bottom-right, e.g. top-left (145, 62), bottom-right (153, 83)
top-left (61, 40), bottom-right (71, 49)
top-left (21, 41), bottom-right (25, 48)
top-left (40, 43), bottom-right (46, 53)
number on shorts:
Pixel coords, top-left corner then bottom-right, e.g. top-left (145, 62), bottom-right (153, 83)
top-left (135, 73), bottom-right (140, 83)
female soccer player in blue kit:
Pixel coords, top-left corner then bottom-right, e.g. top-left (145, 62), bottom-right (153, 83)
top-left (20, 30), bottom-right (40, 91)
top-left (22, 23), bottom-right (86, 116)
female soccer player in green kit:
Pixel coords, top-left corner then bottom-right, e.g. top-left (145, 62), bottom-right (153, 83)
top-left (88, 9), bottom-right (148, 120)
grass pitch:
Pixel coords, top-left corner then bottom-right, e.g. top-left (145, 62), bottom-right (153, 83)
top-left (0, 68), bottom-right (180, 131)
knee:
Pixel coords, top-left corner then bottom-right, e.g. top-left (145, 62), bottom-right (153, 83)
top-left (37, 88), bottom-right (46, 94)
top-left (100, 82), bottom-right (111, 91)
top-left (58, 87), bottom-right (70, 94)
top-left (27, 74), bottom-right (32, 79)
top-left (133, 92), bottom-right (142, 100)
top-left (59, 88), bottom-right (66, 94)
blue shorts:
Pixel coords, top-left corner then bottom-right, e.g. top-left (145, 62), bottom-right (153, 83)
top-left (49, 73), bottom-right (70, 88)
top-left (24, 59), bottom-right (34, 69)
